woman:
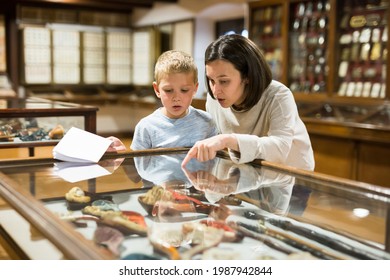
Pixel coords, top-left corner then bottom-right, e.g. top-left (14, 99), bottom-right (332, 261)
top-left (182, 34), bottom-right (314, 171)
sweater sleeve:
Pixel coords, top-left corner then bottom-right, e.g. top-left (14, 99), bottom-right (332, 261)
top-left (229, 93), bottom-right (296, 164)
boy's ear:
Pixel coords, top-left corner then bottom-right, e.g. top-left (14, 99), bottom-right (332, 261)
top-left (193, 82), bottom-right (199, 96)
top-left (152, 82), bottom-right (161, 98)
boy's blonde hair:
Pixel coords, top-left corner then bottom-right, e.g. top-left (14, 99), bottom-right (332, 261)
top-left (154, 50), bottom-right (198, 85)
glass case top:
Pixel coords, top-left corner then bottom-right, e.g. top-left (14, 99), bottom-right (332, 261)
top-left (0, 152), bottom-right (389, 260)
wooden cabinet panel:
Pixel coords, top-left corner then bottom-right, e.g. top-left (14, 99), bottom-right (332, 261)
top-left (357, 143), bottom-right (390, 187)
top-left (309, 132), bottom-right (390, 188)
top-left (310, 134), bottom-right (356, 179)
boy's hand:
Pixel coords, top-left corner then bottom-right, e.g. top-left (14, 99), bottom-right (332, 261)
top-left (106, 136), bottom-right (126, 152)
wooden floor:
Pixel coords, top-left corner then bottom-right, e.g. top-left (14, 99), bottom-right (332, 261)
top-left (0, 137), bottom-right (133, 259)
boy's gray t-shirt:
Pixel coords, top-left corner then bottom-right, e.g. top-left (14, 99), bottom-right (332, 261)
top-left (130, 106), bottom-right (218, 150)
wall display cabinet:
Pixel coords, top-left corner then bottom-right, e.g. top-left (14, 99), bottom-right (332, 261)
top-left (106, 30), bottom-right (132, 85)
top-left (0, 150), bottom-right (389, 260)
top-left (157, 19), bottom-right (194, 56)
top-left (249, 0), bottom-right (389, 100)
top-left (83, 30), bottom-right (105, 85)
top-left (336, 0), bottom-right (388, 99)
top-left (131, 28), bottom-right (155, 87)
top-left (0, 15), bottom-right (6, 73)
top-left (249, 0), bottom-right (390, 186)
top-left (172, 20), bottom-right (194, 56)
top-left (250, 1), bottom-right (285, 81)
top-left (8, 5), bottom-right (194, 106)
top-left (52, 29), bottom-right (81, 84)
top-left (21, 24), bottom-right (154, 87)
top-left (0, 15), bottom-right (16, 104)
top-left (20, 24), bottom-right (158, 106)
top-left (23, 26), bottom-right (51, 84)
top-left (288, 1), bottom-right (330, 93)
top-left (1, 2), bottom-right (194, 137)
top-left (17, 21), bottom-right (193, 106)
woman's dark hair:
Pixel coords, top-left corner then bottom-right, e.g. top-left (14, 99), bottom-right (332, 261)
top-left (205, 34), bottom-right (272, 111)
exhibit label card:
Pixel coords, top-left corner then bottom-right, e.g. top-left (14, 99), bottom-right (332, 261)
top-left (52, 127), bottom-right (112, 163)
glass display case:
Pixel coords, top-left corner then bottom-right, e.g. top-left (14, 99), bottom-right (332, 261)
top-left (0, 149), bottom-right (389, 260)
top-left (298, 100), bottom-right (389, 125)
top-left (296, 100), bottom-right (390, 187)
top-left (0, 97), bottom-right (97, 156)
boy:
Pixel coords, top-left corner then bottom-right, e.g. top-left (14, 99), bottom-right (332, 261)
top-left (129, 50), bottom-right (217, 150)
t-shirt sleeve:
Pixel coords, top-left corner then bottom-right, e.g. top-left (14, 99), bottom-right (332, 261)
top-left (207, 118), bottom-right (219, 137)
top-left (130, 120), bottom-right (152, 150)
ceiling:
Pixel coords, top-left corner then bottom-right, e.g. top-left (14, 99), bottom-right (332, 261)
top-left (92, 0), bottom-right (179, 8)
top-left (10, 0), bottom-right (179, 12)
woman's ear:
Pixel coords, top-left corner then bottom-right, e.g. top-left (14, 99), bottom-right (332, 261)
top-left (153, 82), bottom-right (161, 98)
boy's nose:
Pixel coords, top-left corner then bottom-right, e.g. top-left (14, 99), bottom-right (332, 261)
top-left (172, 94), bottom-right (180, 101)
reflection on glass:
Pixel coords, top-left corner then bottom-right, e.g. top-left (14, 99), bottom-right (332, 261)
top-left (134, 154), bottom-right (212, 188)
top-left (183, 156), bottom-right (296, 215)
top-left (54, 158), bottom-right (124, 183)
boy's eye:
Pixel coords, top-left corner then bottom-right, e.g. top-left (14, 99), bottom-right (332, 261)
top-left (181, 89), bottom-right (190, 93)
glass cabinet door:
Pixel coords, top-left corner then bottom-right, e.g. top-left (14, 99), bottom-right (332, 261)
top-left (250, 2), bottom-right (285, 81)
top-left (336, 0), bottom-right (388, 98)
top-left (288, 0), bottom-right (330, 93)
